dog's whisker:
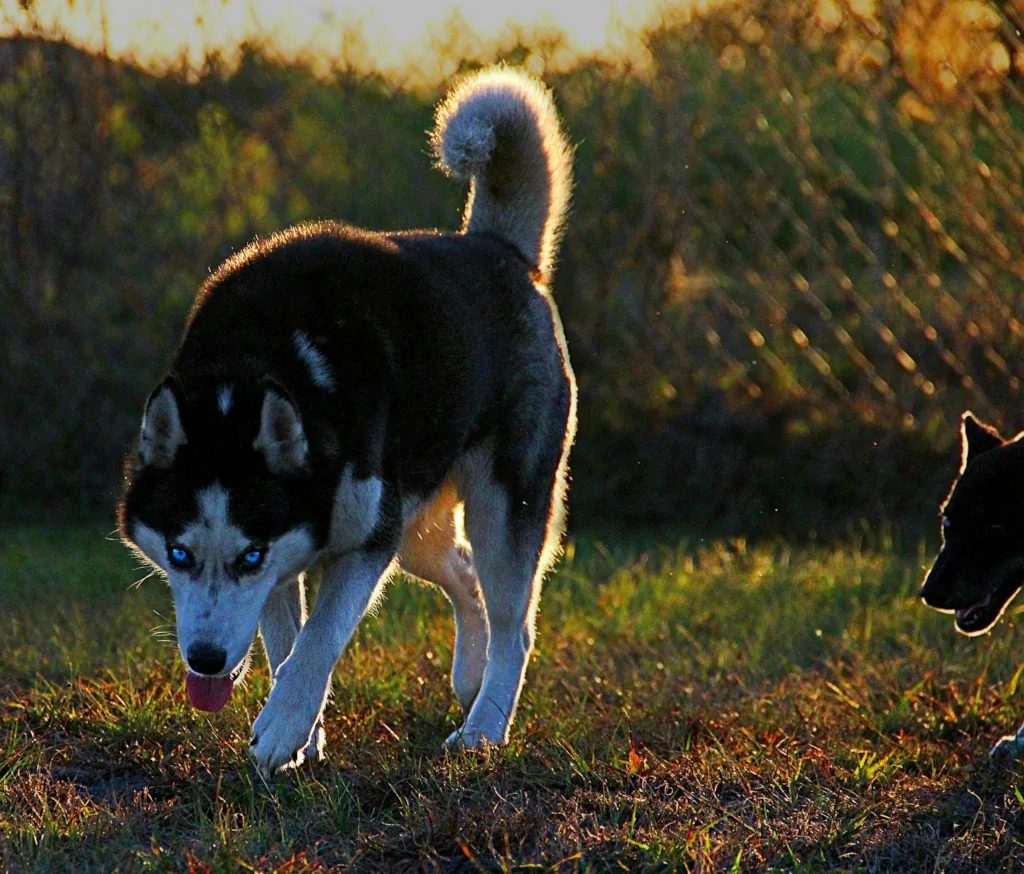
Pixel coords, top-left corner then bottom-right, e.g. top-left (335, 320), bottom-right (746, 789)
top-left (132, 568), bottom-right (162, 589)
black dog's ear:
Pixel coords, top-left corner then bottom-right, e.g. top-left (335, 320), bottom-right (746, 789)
top-left (961, 411), bottom-right (1003, 470)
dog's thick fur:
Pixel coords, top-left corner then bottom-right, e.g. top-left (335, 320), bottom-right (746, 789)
top-left (921, 411), bottom-right (1024, 757)
top-left (119, 67), bottom-right (576, 775)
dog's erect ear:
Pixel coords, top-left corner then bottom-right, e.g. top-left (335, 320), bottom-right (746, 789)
top-left (961, 411), bottom-right (1003, 470)
top-left (254, 387), bottom-right (308, 474)
top-left (139, 383), bottom-right (186, 468)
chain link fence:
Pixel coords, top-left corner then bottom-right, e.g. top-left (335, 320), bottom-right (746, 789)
top-left (559, 0), bottom-right (1024, 534)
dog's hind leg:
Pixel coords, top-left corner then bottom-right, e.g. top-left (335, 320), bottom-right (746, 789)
top-left (399, 483), bottom-right (489, 711)
top-left (259, 575), bottom-right (324, 761)
top-left (449, 444), bottom-right (569, 748)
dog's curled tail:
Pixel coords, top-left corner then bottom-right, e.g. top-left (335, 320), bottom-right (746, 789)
top-left (432, 67), bottom-right (573, 286)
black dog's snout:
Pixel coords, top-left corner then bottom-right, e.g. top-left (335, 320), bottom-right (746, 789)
top-left (187, 642), bottom-right (227, 675)
top-left (920, 548), bottom-right (954, 609)
top-left (920, 573), bottom-right (947, 608)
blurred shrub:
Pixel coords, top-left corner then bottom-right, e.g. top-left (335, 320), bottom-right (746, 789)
top-left (1, 1), bottom-right (1021, 539)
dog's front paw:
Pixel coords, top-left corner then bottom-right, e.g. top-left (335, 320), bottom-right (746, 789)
top-left (249, 695), bottom-right (320, 777)
top-left (444, 720), bottom-right (507, 751)
top-left (990, 734), bottom-right (1024, 762)
top-left (303, 717), bottom-right (326, 764)
top-left (445, 726), bottom-right (485, 750)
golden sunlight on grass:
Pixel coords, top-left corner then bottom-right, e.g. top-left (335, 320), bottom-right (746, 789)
top-left (6, 528), bottom-right (1024, 870)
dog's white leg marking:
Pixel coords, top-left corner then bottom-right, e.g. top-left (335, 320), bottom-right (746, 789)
top-left (259, 573), bottom-right (324, 762)
top-left (249, 549), bottom-right (395, 775)
top-left (447, 477), bottom-right (540, 748)
top-left (260, 575), bottom-right (307, 676)
top-left (400, 486), bottom-right (489, 711)
top-left (441, 544), bottom-right (489, 711)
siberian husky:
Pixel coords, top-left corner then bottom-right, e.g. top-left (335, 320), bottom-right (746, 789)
top-left (921, 412), bottom-right (1024, 757)
top-left (118, 68), bottom-right (576, 776)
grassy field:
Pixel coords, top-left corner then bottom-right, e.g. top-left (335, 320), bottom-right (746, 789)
top-left (2, 526), bottom-right (1024, 872)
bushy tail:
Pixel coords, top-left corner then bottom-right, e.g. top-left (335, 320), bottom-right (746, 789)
top-left (432, 67), bottom-right (573, 286)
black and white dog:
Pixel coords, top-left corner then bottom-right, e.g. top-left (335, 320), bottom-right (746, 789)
top-left (921, 412), bottom-right (1024, 756)
top-left (118, 68), bottom-right (576, 775)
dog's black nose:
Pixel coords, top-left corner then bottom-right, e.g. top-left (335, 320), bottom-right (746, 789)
top-left (187, 642), bottom-right (227, 675)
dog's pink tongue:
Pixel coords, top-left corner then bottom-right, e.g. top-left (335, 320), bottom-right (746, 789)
top-left (185, 671), bottom-right (233, 712)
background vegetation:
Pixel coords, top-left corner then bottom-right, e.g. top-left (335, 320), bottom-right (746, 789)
top-left (6, 2), bottom-right (1024, 871)
top-left (4, 0), bottom-right (1024, 537)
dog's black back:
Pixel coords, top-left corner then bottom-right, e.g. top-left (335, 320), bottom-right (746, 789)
top-left (123, 221), bottom-right (569, 548)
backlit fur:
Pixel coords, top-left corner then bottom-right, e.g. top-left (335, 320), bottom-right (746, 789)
top-left (920, 411), bottom-right (1024, 757)
top-left (432, 66), bottom-right (573, 286)
top-left (119, 67), bottom-right (576, 776)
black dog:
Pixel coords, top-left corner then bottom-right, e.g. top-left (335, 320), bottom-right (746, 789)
top-left (921, 412), bottom-right (1024, 755)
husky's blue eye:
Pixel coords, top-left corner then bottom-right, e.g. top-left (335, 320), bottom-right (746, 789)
top-left (238, 547), bottom-right (265, 571)
top-left (167, 545), bottom-right (194, 570)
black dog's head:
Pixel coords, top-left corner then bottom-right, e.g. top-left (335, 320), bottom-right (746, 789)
top-left (921, 412), bottom-right (1024, 635)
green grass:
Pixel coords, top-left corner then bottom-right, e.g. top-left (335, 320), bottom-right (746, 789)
top-left (2, 526), bottom-right (1024, 872)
